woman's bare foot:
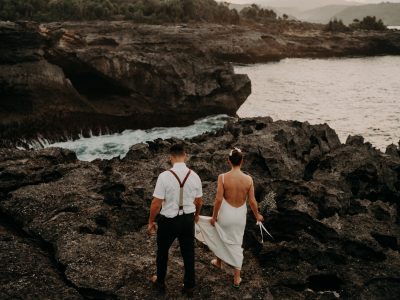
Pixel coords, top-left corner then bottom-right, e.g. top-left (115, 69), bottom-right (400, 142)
top-left (211, 258), bottom-right (222, 269)
top-left (233, 277), bottom-right (242, 288)
top-left (233, 268), bottom-right (241, 288)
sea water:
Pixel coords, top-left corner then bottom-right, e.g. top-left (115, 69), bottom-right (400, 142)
top-left (236, 56), bottom-right (400, 150)
top-left (43, 115), bottom-right (229, 161)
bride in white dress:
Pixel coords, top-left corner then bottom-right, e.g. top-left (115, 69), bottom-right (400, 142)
top-left (196, 148), bottom-right (264, 287)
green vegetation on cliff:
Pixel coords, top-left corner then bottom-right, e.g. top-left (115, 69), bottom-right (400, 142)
top-left (325, 16), bottom-right (387, 32)
top-left (0, 0), bottom-right (241, 24)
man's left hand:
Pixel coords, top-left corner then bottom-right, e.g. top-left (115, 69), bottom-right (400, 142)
top-left (195, 215), bottom-right (200, 223)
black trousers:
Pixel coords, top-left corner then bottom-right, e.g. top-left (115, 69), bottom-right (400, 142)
top-left (156, 213), bottom-right (195, 288)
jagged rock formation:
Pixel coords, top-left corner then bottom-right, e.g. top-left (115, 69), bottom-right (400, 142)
top-left (0, 21), bottom-right (251, 147)
top-left (1, 117), bottom-right (399, 299)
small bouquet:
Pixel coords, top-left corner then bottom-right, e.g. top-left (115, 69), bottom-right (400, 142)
top-left (257, 190), bottom-right (276, 243)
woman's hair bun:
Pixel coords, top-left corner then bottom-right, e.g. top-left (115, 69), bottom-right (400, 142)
top-left (229, 147), bottom-right (243, 166)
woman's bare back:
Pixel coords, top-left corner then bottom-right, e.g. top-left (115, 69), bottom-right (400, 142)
top-left (222, 171), bottom-right (252, 208)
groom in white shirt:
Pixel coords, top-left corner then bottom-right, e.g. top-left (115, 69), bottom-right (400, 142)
top-left (148, 143), bottom-right (203, 297)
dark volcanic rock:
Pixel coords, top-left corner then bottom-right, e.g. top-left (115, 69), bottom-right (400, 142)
top-left (1, 117), bottom-right (399, 299)
top-left (0, 221), bottom-right (81, 299)
top-left (0, 21), bottom-right (251, 147)
top-left (386, 142), bottom-right (400, 158)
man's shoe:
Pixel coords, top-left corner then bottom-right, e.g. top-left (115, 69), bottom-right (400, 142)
top-left (181, 287), bottom-right (194, 298)
top-left (153, 281), bottom-right (166, 294)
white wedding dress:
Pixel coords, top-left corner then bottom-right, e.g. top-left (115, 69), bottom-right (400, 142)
top-left (195, 175), bottom-right (247, 269)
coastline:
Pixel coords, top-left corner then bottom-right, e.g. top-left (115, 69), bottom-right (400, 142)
top-left (1, 21), bottom-right (400, 146)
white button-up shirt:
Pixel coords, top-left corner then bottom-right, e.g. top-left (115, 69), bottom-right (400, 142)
top-left (153, 162), bottom-right (203, 218)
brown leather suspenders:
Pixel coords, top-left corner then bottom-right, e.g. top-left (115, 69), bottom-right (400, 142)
top-left (169, 169), bottom-right (192, 212)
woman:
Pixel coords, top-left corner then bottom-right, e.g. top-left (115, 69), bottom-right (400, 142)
top-left (196, 148), bottom-right (264, 288)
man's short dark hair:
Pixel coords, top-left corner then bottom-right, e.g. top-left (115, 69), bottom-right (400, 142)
top-left (169, 143), bottom-right (185, 156)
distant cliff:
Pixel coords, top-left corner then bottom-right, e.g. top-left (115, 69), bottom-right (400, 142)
top-left (335, 3), bottom-right (400, 25)
top-left (294, 3), bottom-right (400, 25)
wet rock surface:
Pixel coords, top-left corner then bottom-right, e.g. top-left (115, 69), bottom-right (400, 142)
top-left (1, 117), bottom-right (399, 299)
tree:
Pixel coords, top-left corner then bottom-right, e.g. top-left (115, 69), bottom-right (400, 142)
top-left (0, 0), bottom-right (48, 20)
top-left (182, 0), bottom-right (195, 19)
top-left (240, 4), bottom-right (277, 24)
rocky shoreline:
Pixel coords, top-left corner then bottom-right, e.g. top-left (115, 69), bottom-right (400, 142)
top-left (0, 21), bottom-right (251, 147)
top-left (1, 21), bottom-right (400, 147)
top-left (1, 117), bottom-right (399, 299)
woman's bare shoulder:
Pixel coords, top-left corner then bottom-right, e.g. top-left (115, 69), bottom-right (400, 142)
top-left (217, 173), bottom-right (227, 181)
top-left (242, 171), bottom-right (253, 181)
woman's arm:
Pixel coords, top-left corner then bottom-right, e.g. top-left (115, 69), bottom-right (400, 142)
top-left (247, 178), bottom-right (264, 222)
top-left (194, 197), bottom-right (203, 223)
top-left (210, 174), bottom-right (224, 226)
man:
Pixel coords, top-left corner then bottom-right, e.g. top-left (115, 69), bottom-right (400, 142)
top-left (148, 143), bottom-right (203, 297)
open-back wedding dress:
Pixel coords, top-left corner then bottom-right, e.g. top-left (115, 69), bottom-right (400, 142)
top-left (195, 174), bottom-right (247, 269)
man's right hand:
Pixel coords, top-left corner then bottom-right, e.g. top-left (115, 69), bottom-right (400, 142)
top-left (147, 222), bottom-right (156, 235)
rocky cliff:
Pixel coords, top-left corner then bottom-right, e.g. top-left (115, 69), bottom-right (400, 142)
top-left (1, 117), bottom-right (399, 299)
top-left (0, 21), bottom-right (251, 147)
top-left (187, 22), bottom-right (400, 63)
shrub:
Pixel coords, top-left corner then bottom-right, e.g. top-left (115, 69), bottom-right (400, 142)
top-left (350, 16), bottom-right (387, 31)
top-left (324, 18), bottom-right (350, 32)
